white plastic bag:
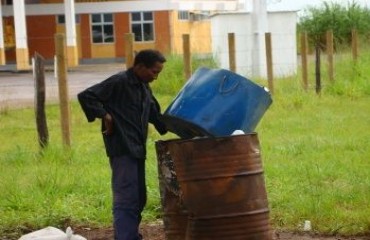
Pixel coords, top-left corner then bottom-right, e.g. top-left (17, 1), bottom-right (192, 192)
top-left (18, 226), bottom-right (86, 240)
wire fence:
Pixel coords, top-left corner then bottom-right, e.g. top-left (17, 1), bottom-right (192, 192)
top-left (180, 29), bottom-right (368, 94)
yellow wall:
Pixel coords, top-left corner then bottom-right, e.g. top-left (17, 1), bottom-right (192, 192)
top-left (4, 20), bottom-right (15, 49)
top-left (91, 44), bottom-right (115, 58)
top-left (170, 11), bottom-right (212, 55)
top-left (0, 48), bottom-right (5, 64)
top-left (133, 42), bottom-right (156, 53)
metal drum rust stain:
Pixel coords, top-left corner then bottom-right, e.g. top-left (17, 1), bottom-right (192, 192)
top-left (165, 134), bottom-right (273, 240)
top-left (155, 140), bottom-right (188, 240)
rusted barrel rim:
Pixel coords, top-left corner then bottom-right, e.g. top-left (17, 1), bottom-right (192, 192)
top-left (179, 169), bottom-right (264, 182)
top-left (189, 208), bottom-right (270, 220)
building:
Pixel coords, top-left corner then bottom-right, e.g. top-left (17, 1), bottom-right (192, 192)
top-left (211, 10), bottom-right (298, 78)
top-left (1, 0), bottom-right (297, 78)
top-left (0, 0), bottom-right (238, 70)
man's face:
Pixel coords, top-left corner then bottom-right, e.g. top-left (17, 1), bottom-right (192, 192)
top-left (137, 61), bottom-right (164, 83)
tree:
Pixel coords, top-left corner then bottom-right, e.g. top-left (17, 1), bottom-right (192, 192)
top-left (298, 1), bottom-right (370, 48)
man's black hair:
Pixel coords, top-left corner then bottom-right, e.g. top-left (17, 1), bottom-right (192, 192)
top-left (134, 49), bottom-right (166, 68)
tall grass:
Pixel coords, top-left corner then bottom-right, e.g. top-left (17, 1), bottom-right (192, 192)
top-left (325, 49), bottom-right (370, 96)
top-left (255, 48), bottom-right (370, 235)
top-left (0, 52), bottom-right (369, 238)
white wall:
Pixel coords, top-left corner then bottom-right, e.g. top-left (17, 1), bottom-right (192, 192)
top-left (211, 11), bottom-right (297, 78)
top-left (268, 11), bottom-right (297, 77)
top-left (211, 12), bottom-right (254, 76)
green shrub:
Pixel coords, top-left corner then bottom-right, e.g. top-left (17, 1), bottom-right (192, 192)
top-left (298, 1), bottom-right (370, 47)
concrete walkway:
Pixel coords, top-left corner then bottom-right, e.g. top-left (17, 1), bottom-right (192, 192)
top-left (0, 63), bottom-right (125, 109)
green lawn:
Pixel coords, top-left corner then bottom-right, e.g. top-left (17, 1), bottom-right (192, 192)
top-left (0, 53), bottom-right (369, 238)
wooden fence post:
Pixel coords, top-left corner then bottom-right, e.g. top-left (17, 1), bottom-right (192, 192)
top-left (301, 32), bottom-right (309, 91)
top-left (124, 33), bottom-right (134, 69)
top-left (182, 34), bottom-right (191, 80)
top-left (228, 33), bottom-right (236, 73)
top-left (55, 33), bottom-right (71, 147)
top-left (265, 32), bottom-right (274, 94)
top-left (33, 52), bottom-right (49, 148)
top-left (315, 43), bottom-right (321, 95)
top-left (351, 29), bottom-right (358, 62)
top-left (326, 30), bottom-right (334, 82)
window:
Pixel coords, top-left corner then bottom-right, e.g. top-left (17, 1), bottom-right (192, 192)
top-left (91, 13), bottom-right (114, 44)
top-left (178, 11), bottom-right (189, 20)
top-left (189, 11), bottom-right (211, 21)
top-left (57, 15), bottom-right (80, 25)
top-left (131, 12), bottom-right (154, 42)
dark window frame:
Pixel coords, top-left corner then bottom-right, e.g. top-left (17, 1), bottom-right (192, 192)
top-left (131, 11), bottom-right (154, 42)
top-left (57, 14), bottom-right (80, 25)
top-left (91, 13), bottom-right (114, 44)
top-left (178, 11), bottom-right (189, 20)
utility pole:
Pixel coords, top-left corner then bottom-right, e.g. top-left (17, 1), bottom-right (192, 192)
top-left (251, 0), bottom-right (268, 77)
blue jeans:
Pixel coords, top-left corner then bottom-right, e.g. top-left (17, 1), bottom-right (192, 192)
top-left (109, 155), bottom-right (146, 240)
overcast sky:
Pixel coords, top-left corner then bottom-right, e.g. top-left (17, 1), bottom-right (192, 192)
top-left (267, 0), bottom-right (369, 12)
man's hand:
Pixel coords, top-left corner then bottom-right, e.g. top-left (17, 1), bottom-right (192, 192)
top-left (103, 113), bottom-right (113, 135)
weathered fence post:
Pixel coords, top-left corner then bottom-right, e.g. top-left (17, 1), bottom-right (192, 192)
top-left (55, 33), bottom-right (71, 147)
top-left (265, 32), bottom-right (274, 94)
top-left (315, 43), bottom-right (321, 95)
top-left (300, 32), bottom-right (308, 91)
top-left (228, 33), bottom-right (236, 73)
top-left (124, 33), bottom-right (134, 69)
top-left (182, 34), bottom-right (191, 80)
top-left (33, 52), bottom-right (49, 148)
top-left (351, 29), bottom-right (358, 62)
top-left (326, 30), bottom-right (334, 82)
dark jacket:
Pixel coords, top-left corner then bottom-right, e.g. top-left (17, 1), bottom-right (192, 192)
top-left (77, 68), bottom-right (167, 159)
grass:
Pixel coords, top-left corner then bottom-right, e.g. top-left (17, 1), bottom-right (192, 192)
top-left (258, 92), bottom-right (369, 234)
top-left (0, 51), bottom-right (369, 238)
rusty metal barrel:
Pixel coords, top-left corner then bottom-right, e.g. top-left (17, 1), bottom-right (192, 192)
top-left (155, 140), bottom-right (188, 240)
top-left (164, 133), bottom-right (273, 240)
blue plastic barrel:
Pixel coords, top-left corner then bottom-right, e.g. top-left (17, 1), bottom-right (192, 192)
top-left (162, 67), bottom-right (272, 138)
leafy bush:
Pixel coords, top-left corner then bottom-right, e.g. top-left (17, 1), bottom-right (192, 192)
top-left (298, 1), bottom-right (370, 46)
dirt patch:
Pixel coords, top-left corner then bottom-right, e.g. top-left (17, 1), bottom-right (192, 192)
top-left (73, 223), bottom-right (369, 240)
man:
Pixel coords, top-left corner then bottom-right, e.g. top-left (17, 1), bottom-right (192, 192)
top-left (77, 49), bottom-right (168, 240)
